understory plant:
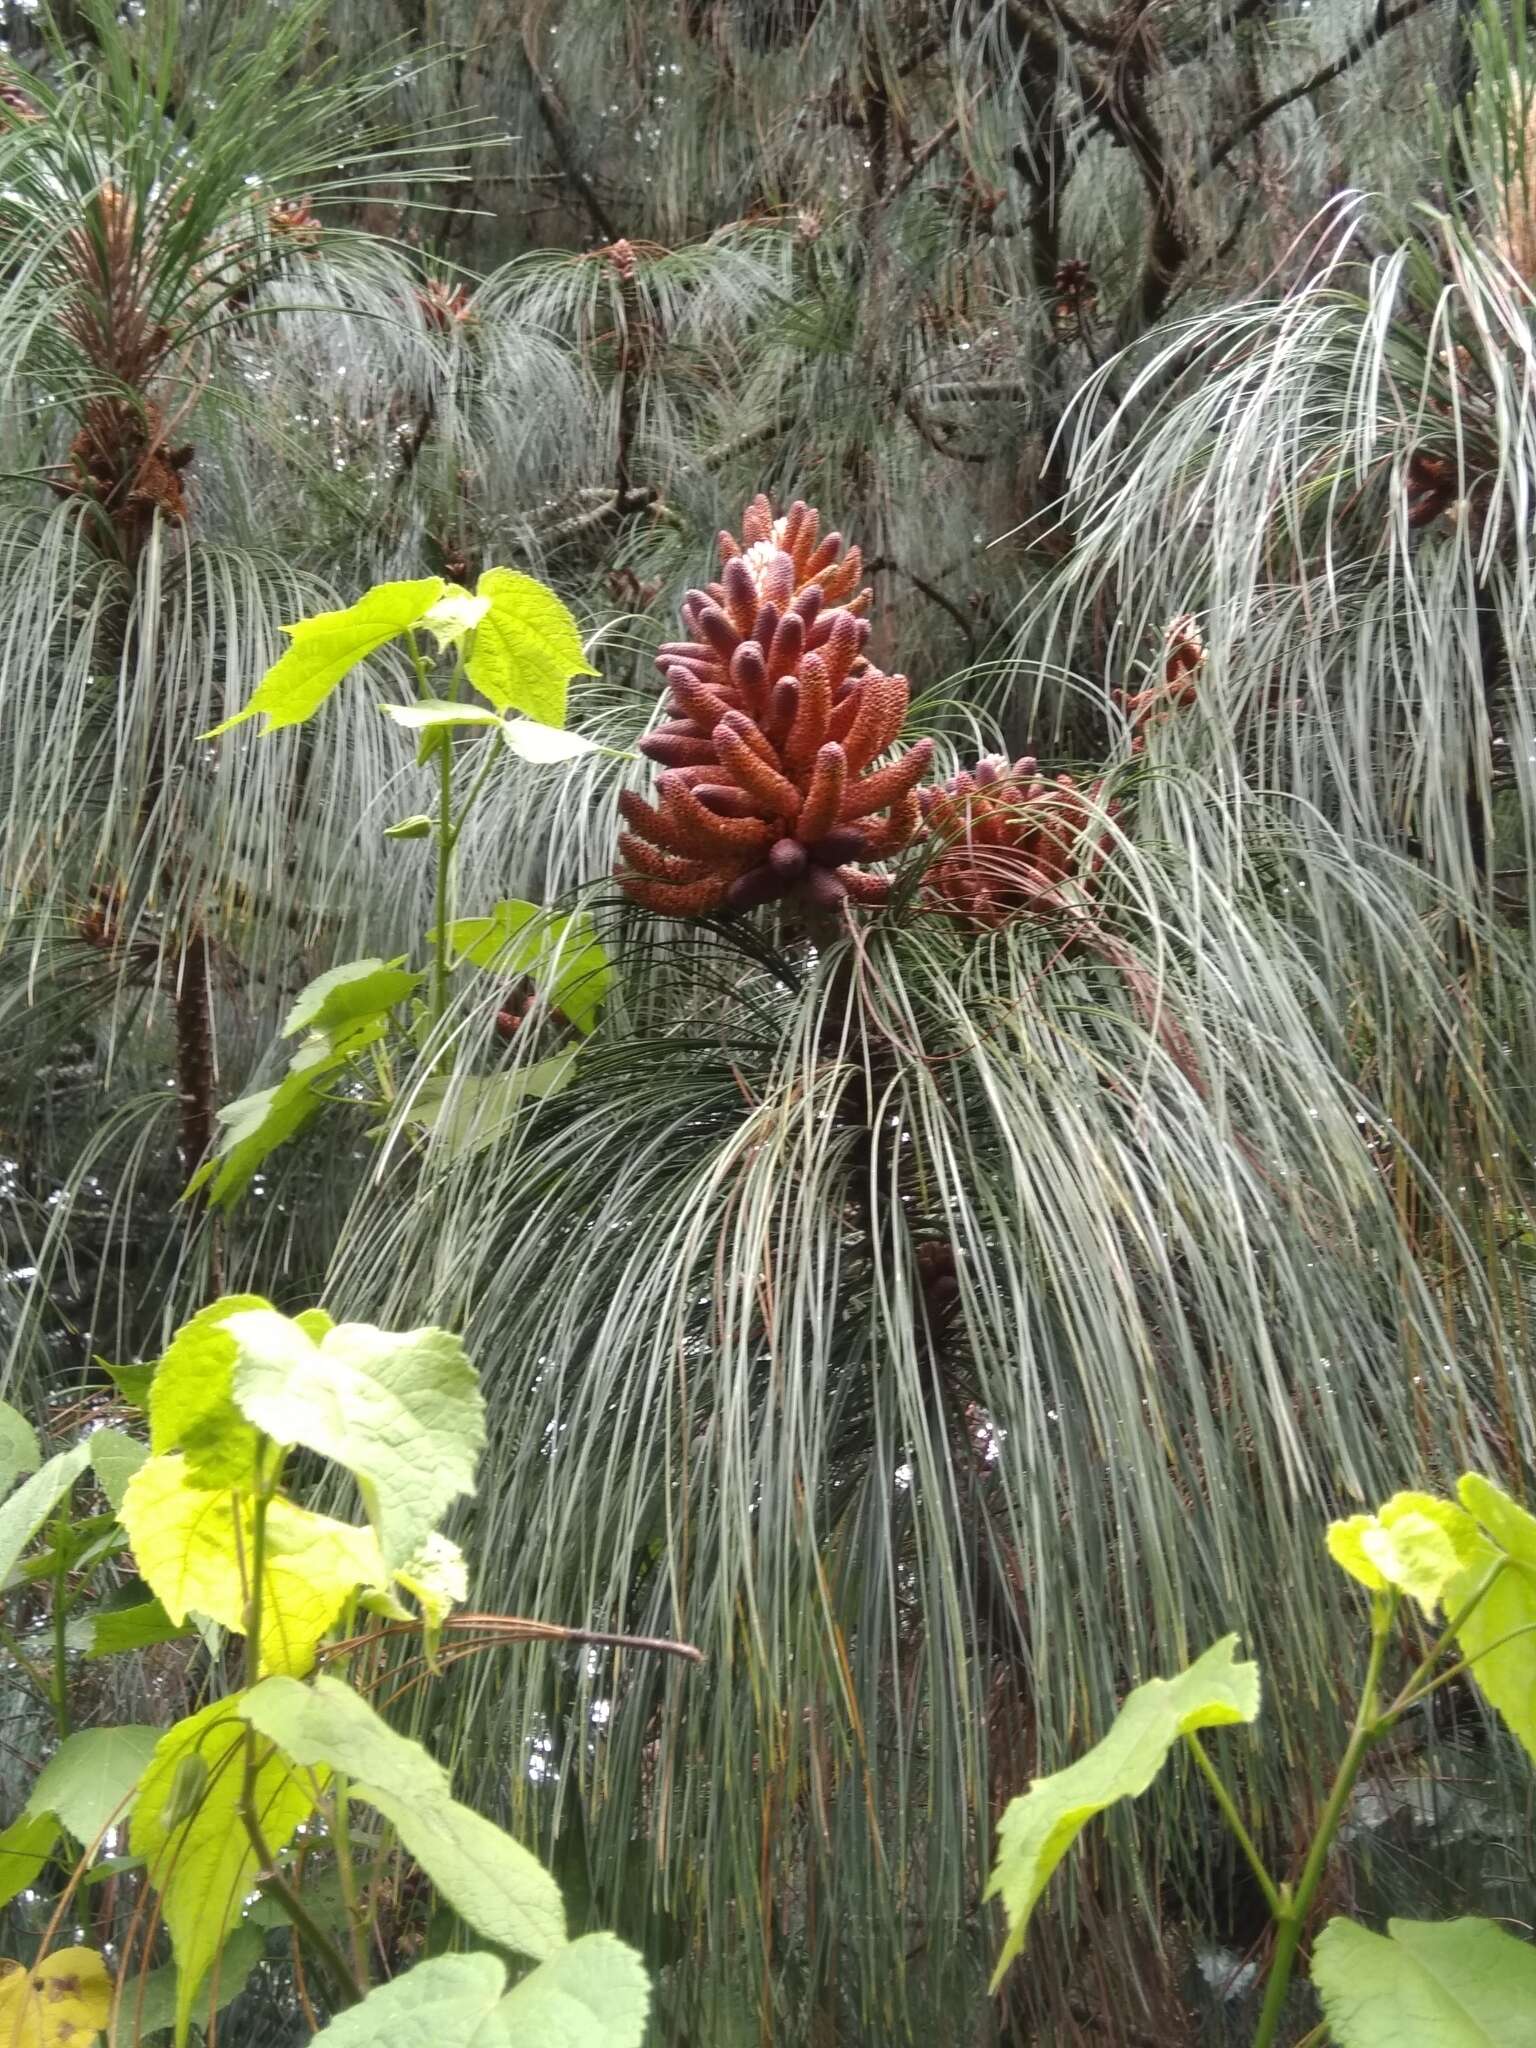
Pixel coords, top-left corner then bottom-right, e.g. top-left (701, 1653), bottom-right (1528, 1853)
top-left (0, 1295), bottom-right (685, 2044)
top-left (988, 1478), bottom-right (1536, 2046)
top-left (191, 563), bottom-right (609, 1204)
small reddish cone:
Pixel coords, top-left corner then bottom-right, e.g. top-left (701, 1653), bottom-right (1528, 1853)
top-left (918, 755), bottom-right (1119, 928)
top-left (616, 494), bottom-right (931, 917)
top-left (1115, 614), bottom-right (1205, 750)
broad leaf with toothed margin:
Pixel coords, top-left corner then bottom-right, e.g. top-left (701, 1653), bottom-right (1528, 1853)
top-left (308, 1953), bottom-right (507, 2045)
top-left (131, 1697), bottom-right (318, 2046)
top-left (496, 1933), bottom-right (652, 2047)
top-left (149, 1295), bottom-right (271, 1488)
top-left (26, 1725), bottom-right (159, 1849)
top-left (242, 1675), bottom-right (567, 1961)
top-left (465, 567), bottom-right (595, 725)
top-left (206, 578), bottom-right (445, 735)
top-left (985, 1636), bottom-right (1260, 1988)
top-left (0, 1400), bottom-right (39, 1494)
top-left (121, 1454), bottom-right (386, 1676)
top-left (225, 1309), bottom-right (484, 1570)
top-left (0, 1443), bottom-right (91, 1587)
top-left (1448, 1474), bottom-right (1536, 1769)
top-left (1311, 1916), bottom-right (1536, 2046)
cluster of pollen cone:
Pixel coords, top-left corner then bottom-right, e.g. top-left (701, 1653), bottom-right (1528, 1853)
top-left (919, 757), bottom-right (1119, 928)
top-left (616, 496), bottom-right (933, 916)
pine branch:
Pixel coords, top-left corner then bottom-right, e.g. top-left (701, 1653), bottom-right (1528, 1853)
top-left (1201, 0), bottom-right (1439, 184)
top-left (520, 31), bottom-right (621, 245)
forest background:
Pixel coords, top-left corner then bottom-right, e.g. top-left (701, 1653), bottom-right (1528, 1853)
top-left (1, 1), bottom-right (1534, 2043)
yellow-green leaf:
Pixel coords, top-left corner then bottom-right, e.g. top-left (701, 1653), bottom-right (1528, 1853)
top-left (1452, 1473), bottom-right (1536, 1768)
top-left (242, 1676), bottom-right (567, 1961)
top-left (0, 1399), bottom-right (39, 1493)
top-left (985, 1637), bottom-right (1260, 1989)
top-left (130, 1698), bottom-right (318, 2046)
top-left (433, 899), bottom-right (612, 1035)
top-left (25, 1726), bottom-right (159, 1848)
top-left (0, 1946), bottom-right (111, 2046)
top-left (283, 958), bottom-right (421, 1039)
top-left (500, 718), bottom-right (603, 764)
top-left (420, 585), bottom-right (490, 650)
top-left (496, 1932), bottom-right (652, 2047)
top-left (1311, 1915), bottom-right (1536, 2047)
top-left (466, 567), bottom-right (595, 725)
top-left (120, 1454), bottom-right (386, 1676)
top-left (206, 579), bottom-right (445, 736)
top-left (0, 1811), bottom-right (59, 1912)
top-left (149, 1296), bottom-right (271, 1488)
top-left (1327, 1492), bottom-right (1477, 1618)
top-left (224, 1311), bottom-right (484, 1570)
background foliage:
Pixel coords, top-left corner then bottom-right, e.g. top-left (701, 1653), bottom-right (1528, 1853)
top-left (1, 1), bottom-right (1533, 2043)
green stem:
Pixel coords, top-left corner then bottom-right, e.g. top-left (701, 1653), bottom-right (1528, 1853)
top-left (235, 1446), bottom-right (362, 2005)
top-left (1249, 1594), bottom-right (1397, 2048)
top-left (433, 735), bottom-right (454, 1028)
top-left (450, 735), bottom-right (500, 842)
top-left (1184, 1732), bottom-right (1283, 1920)
top-left (50, 1517), bottom-right (71, 1740)
top-left (1387, 1560), bottom-right (1504, 1716)
top-left (248, 1817), bottom-right (361, 2009)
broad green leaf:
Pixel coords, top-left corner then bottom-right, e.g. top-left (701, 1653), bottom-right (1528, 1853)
top-left (496, 1933), bottom-right (652, 2048)
top-left (0, 1443), bottom-right (91, 1586)
top-left (440, 897), bottom-right (540, 969)
top-left (190, 1019), bottom-right (388, 1207)
top-left (421, 585), bottom-right (492, 650)
top-left (102, 1360), bottom-right (155, 1411)
top-left (403, 1062), bottom-right (577, 1157)
top-left (1327, 1492), bottom-right (1477, 1617)
top-left (0, 1399), bottom-right (39, 1491)
top-left (308, 1952), bottom-right (507, 2046)
top-left (206, 578), bottom-right (445, 736)
top-left (379, 699), bottom-right (504, 732)
top-left (985, 1636), bottom-right (1260, 1987)
top-left (500, 719), bottom-right (602, 764)
top-left (225, 1311), bottom-right (484, 1570)
top-left (118, 1922), bottom-right (264, 2041)
top-left (466, 567), bottom-right (596, 725)
top-left (0, 1946), bottom-right (111, 2046)
top-left (242, 1675), bottom-right (567, 1961)
top-left (0, 1810), bottom-right (59, 1911)
top-left (121, 1454), bottom-right (387, 1676)
top-left (88, 1427), bottom-right (147, 1512)
top-left (282, 958), bottom-right (422, 1038)
top-left (26, 1726), bottom-right (159, 1847)
top-left (149, 1296), bottom-right (271, 1488)
top-left (78, 1597), bottom-right (190, 1660)
top-left (1311, 1916), bottom-right (1536, 2046)
top-left (1452, 1474), bottom-right (1536, 1766)
top-left (131, 1697), bottom-right (318, 2046)
top-left (436, 900), bottom-right (612, 1035)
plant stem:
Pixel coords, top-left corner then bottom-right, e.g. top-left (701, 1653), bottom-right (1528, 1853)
top-left (1184, 1733), bottom-right (1283, 1919)
top-left (1249, 1594), bottom-right (1397, 2048)
top-left (247, 1813), bottom-right (361, 2010)
top-left (433, 737), bottom-right (454, 1027)
top-left (49, 1520), bottom-right (71, 1740)
top-left (1387, 1560), bottom-right (1503, 1715)
top-left (403, 627), bottom-right (458, 1032)
top-left (235, 1446), bottom-right (362, 2006)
